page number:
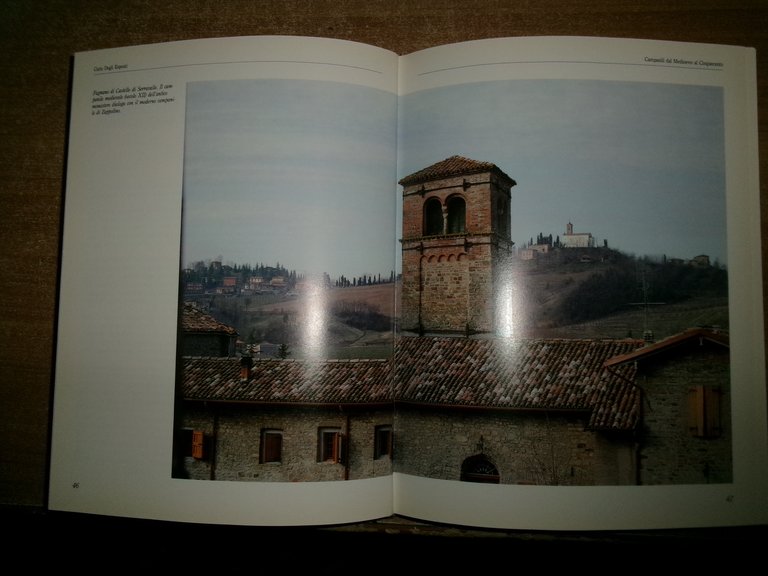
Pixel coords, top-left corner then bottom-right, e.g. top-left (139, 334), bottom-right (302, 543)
top-left (72, 482), bottom-right (80, 489)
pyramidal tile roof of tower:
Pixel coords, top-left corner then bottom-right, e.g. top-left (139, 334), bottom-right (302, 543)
top-left (398, 155), bottom-right (515, 186)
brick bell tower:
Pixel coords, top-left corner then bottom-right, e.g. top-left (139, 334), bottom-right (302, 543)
top-left (399, 155), bottom-right (516, 336)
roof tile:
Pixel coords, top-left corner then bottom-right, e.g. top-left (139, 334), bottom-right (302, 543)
top-left (181, 336), bottom-right (645, 430)
top-left (181, 302), bottom-right (238, 335)
top-left (398, 155), bottom-right (515, 186)
top-left (182, 357), bottom-right (393, 405)
top-left (394, 337), bottom-right (643, 430)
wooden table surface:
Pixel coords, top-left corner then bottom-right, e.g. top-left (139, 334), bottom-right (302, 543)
top-left (1, 0), bottom-right (766, 539)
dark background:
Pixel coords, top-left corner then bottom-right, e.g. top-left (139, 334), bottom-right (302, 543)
top-left (1, 0), bottom-right (766, 547)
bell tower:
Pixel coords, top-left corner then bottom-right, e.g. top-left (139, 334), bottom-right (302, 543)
top-left (399, 156), bottom-right (516, 336)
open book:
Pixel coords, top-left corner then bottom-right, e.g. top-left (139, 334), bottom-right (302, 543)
top-left (50, 35), bottom-right (768, 531)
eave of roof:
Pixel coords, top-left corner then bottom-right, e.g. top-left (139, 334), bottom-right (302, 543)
top-left (181, 336), bottom-right (644, 431)
top-left (398, 155), bottom-right (516, 187)
top-left (603, 327), bottom-right (729, 368)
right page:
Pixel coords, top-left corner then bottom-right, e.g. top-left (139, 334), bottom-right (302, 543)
top-left (393, 36), bottom-right (767, 530)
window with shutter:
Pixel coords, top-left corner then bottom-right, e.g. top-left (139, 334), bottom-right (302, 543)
top-left (688, 385), bottom-right (722, 438)
top-left (192, 430), bottom-right (205, 459)
top-left (318, 427), bottom-right (343, 463)
top-left (260, 429), bottom-right (283, 463)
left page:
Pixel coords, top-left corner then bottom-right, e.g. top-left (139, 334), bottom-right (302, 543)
top-left (49, 36), bottom-right (399, 526)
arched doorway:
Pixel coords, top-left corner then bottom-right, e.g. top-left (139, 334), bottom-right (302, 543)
top-left (460, 454), bottom-right (500, 483)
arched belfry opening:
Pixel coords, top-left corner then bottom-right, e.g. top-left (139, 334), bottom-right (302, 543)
top-left (446, 195), bottom-right (466, 234)
top-left (423, 197), bottom-right (443, 236)
top-left (399, 155), bottom-right (516, 336)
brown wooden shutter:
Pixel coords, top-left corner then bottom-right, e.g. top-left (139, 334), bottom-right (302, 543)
top-left (688, 386), bottom-right (704, 436)
top-left (192, 430), bottom-right (204, 459)
top-left (704, 387), bottom-right (722, 438)
top-left (688, 386), bottom-right (722, 438)
top-left (331, 432), bottom-right (340, 463)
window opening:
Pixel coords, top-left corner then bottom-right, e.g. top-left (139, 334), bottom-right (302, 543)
top-left (318, 427), bottom-right (345, 463)
top-left (446, 196), bottom-right (466, 234)
top-left (424, 197), bottom-right (443, 236)
top-left (260, 429), bottom-right (283, 463)
top-left (374, 425), bottom-right (393, 459)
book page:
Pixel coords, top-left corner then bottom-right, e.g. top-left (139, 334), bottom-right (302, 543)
top-left (394, 36), bottom-right (767, 530)
top-left (49, 36), bottom-right (399, 526)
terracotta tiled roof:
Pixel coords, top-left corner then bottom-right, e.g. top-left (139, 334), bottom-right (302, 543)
top-left (182, 357), bottom-right (393, 405)
top-left (398, 155), bottom-right (516, 187)
top-left (181, 302), bottom-right (237, 335)
top-left (394, 336), bottom-right (643, 430)
top-left (181, 335), bottom-right (644, 430)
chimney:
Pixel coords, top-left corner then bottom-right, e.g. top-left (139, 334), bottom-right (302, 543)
top-left (240, 355), bottom-right (253, 381)
top-left (643, 330), bottom-right (654, 343)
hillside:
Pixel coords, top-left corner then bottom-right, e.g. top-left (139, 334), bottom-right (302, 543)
top-left (194, 247), bottom-right (728, 358)
top-left (198, 283), bottom-right (397, 359)
top-left (508, 247), bottom-right (728, 339)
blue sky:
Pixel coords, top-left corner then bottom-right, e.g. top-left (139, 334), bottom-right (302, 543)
top-left (398, 79), bottom-right (727, 266)
top-left (182, 79), bottom-right (398, 279)
top-left (182, 77), bottom-right (727, 279)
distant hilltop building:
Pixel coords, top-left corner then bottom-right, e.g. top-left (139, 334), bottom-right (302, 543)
top-left (690, 254), bottom-right (711, 267)
top-left (561, 221), bottom-right (595, 248)
top-left (518, 243), bottom-right (550, 261)
top-left (519, 222), bottom-right (597, 260)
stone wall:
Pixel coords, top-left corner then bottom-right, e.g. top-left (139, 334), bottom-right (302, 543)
top-left (636, 345), bottom-right (732, 484)
top-left (178, 404), bottom-right (393, 482)
top-left (181, 333), bottom-right (235, 357)
top-left (393, 406), bottom-right (635, 485)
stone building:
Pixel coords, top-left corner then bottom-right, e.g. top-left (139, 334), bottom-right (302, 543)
top-left (392, 327), bottom-right (730, 485)
top-left (393, 336), bottom-right (643, 485)
top-left (561, 221), bottom-right (595, 248)
top-left (175, 326), bottom-right (730, 485)
top-left (605, 327), bottom-right (732, 484)
top-left (175, 356), bottom-right (393, 482)
top-left (179, 301), bottom-right (238, 357)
